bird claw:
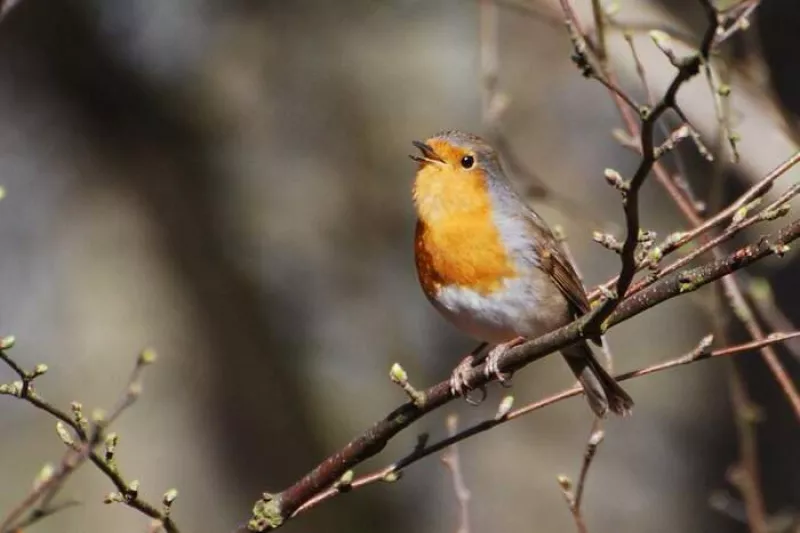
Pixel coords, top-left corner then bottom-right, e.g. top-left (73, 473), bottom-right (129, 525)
top-left (449, 355), bottom-right (487, 405)
top-left (484, 345), bottom-right (513, 386)
top-left (483, 338), bottom-right (526, 386)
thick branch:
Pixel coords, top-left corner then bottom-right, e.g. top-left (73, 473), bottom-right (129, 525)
top-left (242, 217), bottom-right (800, 531)
top-left (283, 331), bottom-right (798, 523)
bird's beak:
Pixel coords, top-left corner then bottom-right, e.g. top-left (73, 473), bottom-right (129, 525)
top-left (409, 141), bottom-right (445, 165)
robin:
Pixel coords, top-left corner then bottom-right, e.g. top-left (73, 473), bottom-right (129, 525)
top-left (410, 130), bottom-right (633, 417)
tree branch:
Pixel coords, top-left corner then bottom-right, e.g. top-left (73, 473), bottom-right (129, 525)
top-left (0, 348), bottom-right (180, 533)
top-left (565, 0), bottom-right (800, 419)
top-left (240, 328), bottom-right (800, 533)
top-left (560, 0), bottom-right (720, 336)
top-left (241, 217), bottom-right (800, 531)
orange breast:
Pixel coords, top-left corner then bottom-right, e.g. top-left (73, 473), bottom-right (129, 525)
top-left (414, 181), bottom-right (516, 296)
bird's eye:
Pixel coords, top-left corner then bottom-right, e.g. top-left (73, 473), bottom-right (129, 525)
top-left (460, 155), bottom-right (475, 169)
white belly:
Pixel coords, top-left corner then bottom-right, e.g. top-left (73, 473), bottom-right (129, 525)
top-left (429, 276), bottom-right (570, 344)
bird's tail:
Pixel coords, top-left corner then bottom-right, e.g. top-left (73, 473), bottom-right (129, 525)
top-left (562, 341), bottom-right (634, 417)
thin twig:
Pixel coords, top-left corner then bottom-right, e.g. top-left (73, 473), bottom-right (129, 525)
top-left (722, 274), bottom-right (800, 419)
top-left (727, 362), bottom-right (768, 533)
top-left (589, 0), bottom-right (607, 65)
top-left (557, 419), bottom-right (604, 533)
top-left (623, 31), bottom-right (654, 107)
top-left (714, 1), bottom-right (761, 46)
top-left (624, 183), bottom-right (800, 295)
top-left (589, 151), bottom-right (800, 300)
top-left (559, 6), bottom-right (639, 115)
top-left (705, 111), bottom-right (766, 533)
top-left (0, 349), bottom-right (179, 533)
top-left (246, 331), bottom-right (800, 530)
top-left (441, 415), bottom-right (471, 533)
top-left (744, 275), bottom-right (800, 363)
top-left (573, 421), bottom-right (604, 510)
top-left (557, 476), bottom-right (587, 533)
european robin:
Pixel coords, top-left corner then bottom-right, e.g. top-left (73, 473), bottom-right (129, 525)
top-left (410, 130), bottom-right (633, 417)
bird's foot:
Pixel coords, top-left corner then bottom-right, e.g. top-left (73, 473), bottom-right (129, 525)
top-left (449, 354), bottom-right (487, 405)
top-left (484, 337), bottom-right (526, 387)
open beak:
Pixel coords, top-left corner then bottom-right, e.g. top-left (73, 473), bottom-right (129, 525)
top-left (409, 140), bottom-right (445, 164)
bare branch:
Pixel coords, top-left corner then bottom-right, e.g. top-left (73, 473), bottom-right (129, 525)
top-left (744, 275), bottom-right (800, 363)
top-left (441, 415), bottom-right (471, 533)
top-left (727, 363), bottom-right (768, 533)
top-left (565, 0), bottom-right (800, 420)
top-left (239, 217), bottom-right (800, 531)
top-left (574, 422), bottom-right (604, 510)
top-left (558, 420), bottom-right (604, 533)
top-left (237, 329), bottom-right (800, 533)
top-left (0, 348), bottom-right (180, 533)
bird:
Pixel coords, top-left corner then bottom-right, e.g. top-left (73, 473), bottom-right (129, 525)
top-left (410, 130), bottom-right (633, 417)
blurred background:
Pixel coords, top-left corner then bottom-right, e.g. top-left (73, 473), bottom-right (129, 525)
top-left (0, 0), bottom-right (797, 532)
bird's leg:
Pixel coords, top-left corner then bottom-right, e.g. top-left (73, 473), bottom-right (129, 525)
top-left (450, 342), bottom-right (488, 404)
top-left (484, 336), bottom-right (526, 387)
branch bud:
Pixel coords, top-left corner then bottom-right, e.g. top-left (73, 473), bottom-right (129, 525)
top-left (603, 168), bottom-right (629, 192)
top-left (56, 421), bottom-right (75, 447)
top-left (127, 381), bottom-right (143, 400)
top-left (389, 363), bottom-right (407, 384)
top-left (596, 285), bottom-right (617, 301)
top-left (163, 488), bottom-right (179, 507)
top-left (593, 232), bottom-right (623, 253)
top-left (138, 348), bottom-right (158, 366)
top-left (686, 334), bottom-right (714, 362)
top-left (649, 30), bottom-right (678, 64)
top-left (0, 335), bottom-right (15, 350)
top-left (495, 395), bottom-right (514, 420)
top-left (33, 463), bottom-right (55, 490)
top-left (71, 402), bottom-right (88, 431)
top-left (126, 479), bottom-right (140, 500)
top-left (389, 362), bottom-right (425, 406)
top-left (334, 470), bottom-right (355, 492)
top-left (162, 488), bottom-right (179, 517)
top-left (91, 408), bottom-right (107, 425)
top-left (731, 198), bottom-right (761, 225)
top-left (646, 247), bottom-right (663, 269)
top-left (30, 363), bottom-right (48, 379)
top-left (588, 429), bottom-right (605, 447)
top-left (759, 204), bottom-right (791, 222)
top-left (104, 492), bottom-right (124, 504)
top-left (654, 125), bottom-right (690, 159)
top-left (770, 243), bottom-right (790, 257)
top-left (382, 470), bottom-right (401, 483)
top-left (105, 432), bottom-right (119, 463)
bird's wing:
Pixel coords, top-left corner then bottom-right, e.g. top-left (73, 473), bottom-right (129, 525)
top-left (522, 207), bottom-right (603, 346)
top-left (522, 209), bottom-right (591, 317)
top-left (534, 238), bottom-right (591, 317)
top-left (527, 209), bottom-right (603, 346)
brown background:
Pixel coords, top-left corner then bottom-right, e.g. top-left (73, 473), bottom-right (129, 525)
top-left (0, 1), bottom-right (797, 532)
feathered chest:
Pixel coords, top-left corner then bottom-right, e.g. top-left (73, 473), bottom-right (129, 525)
top-left (414, 212), bottom-right (517, 297)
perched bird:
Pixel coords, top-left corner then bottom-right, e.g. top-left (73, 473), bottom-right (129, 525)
top-left (410, 130), bottom-right (633, 417)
